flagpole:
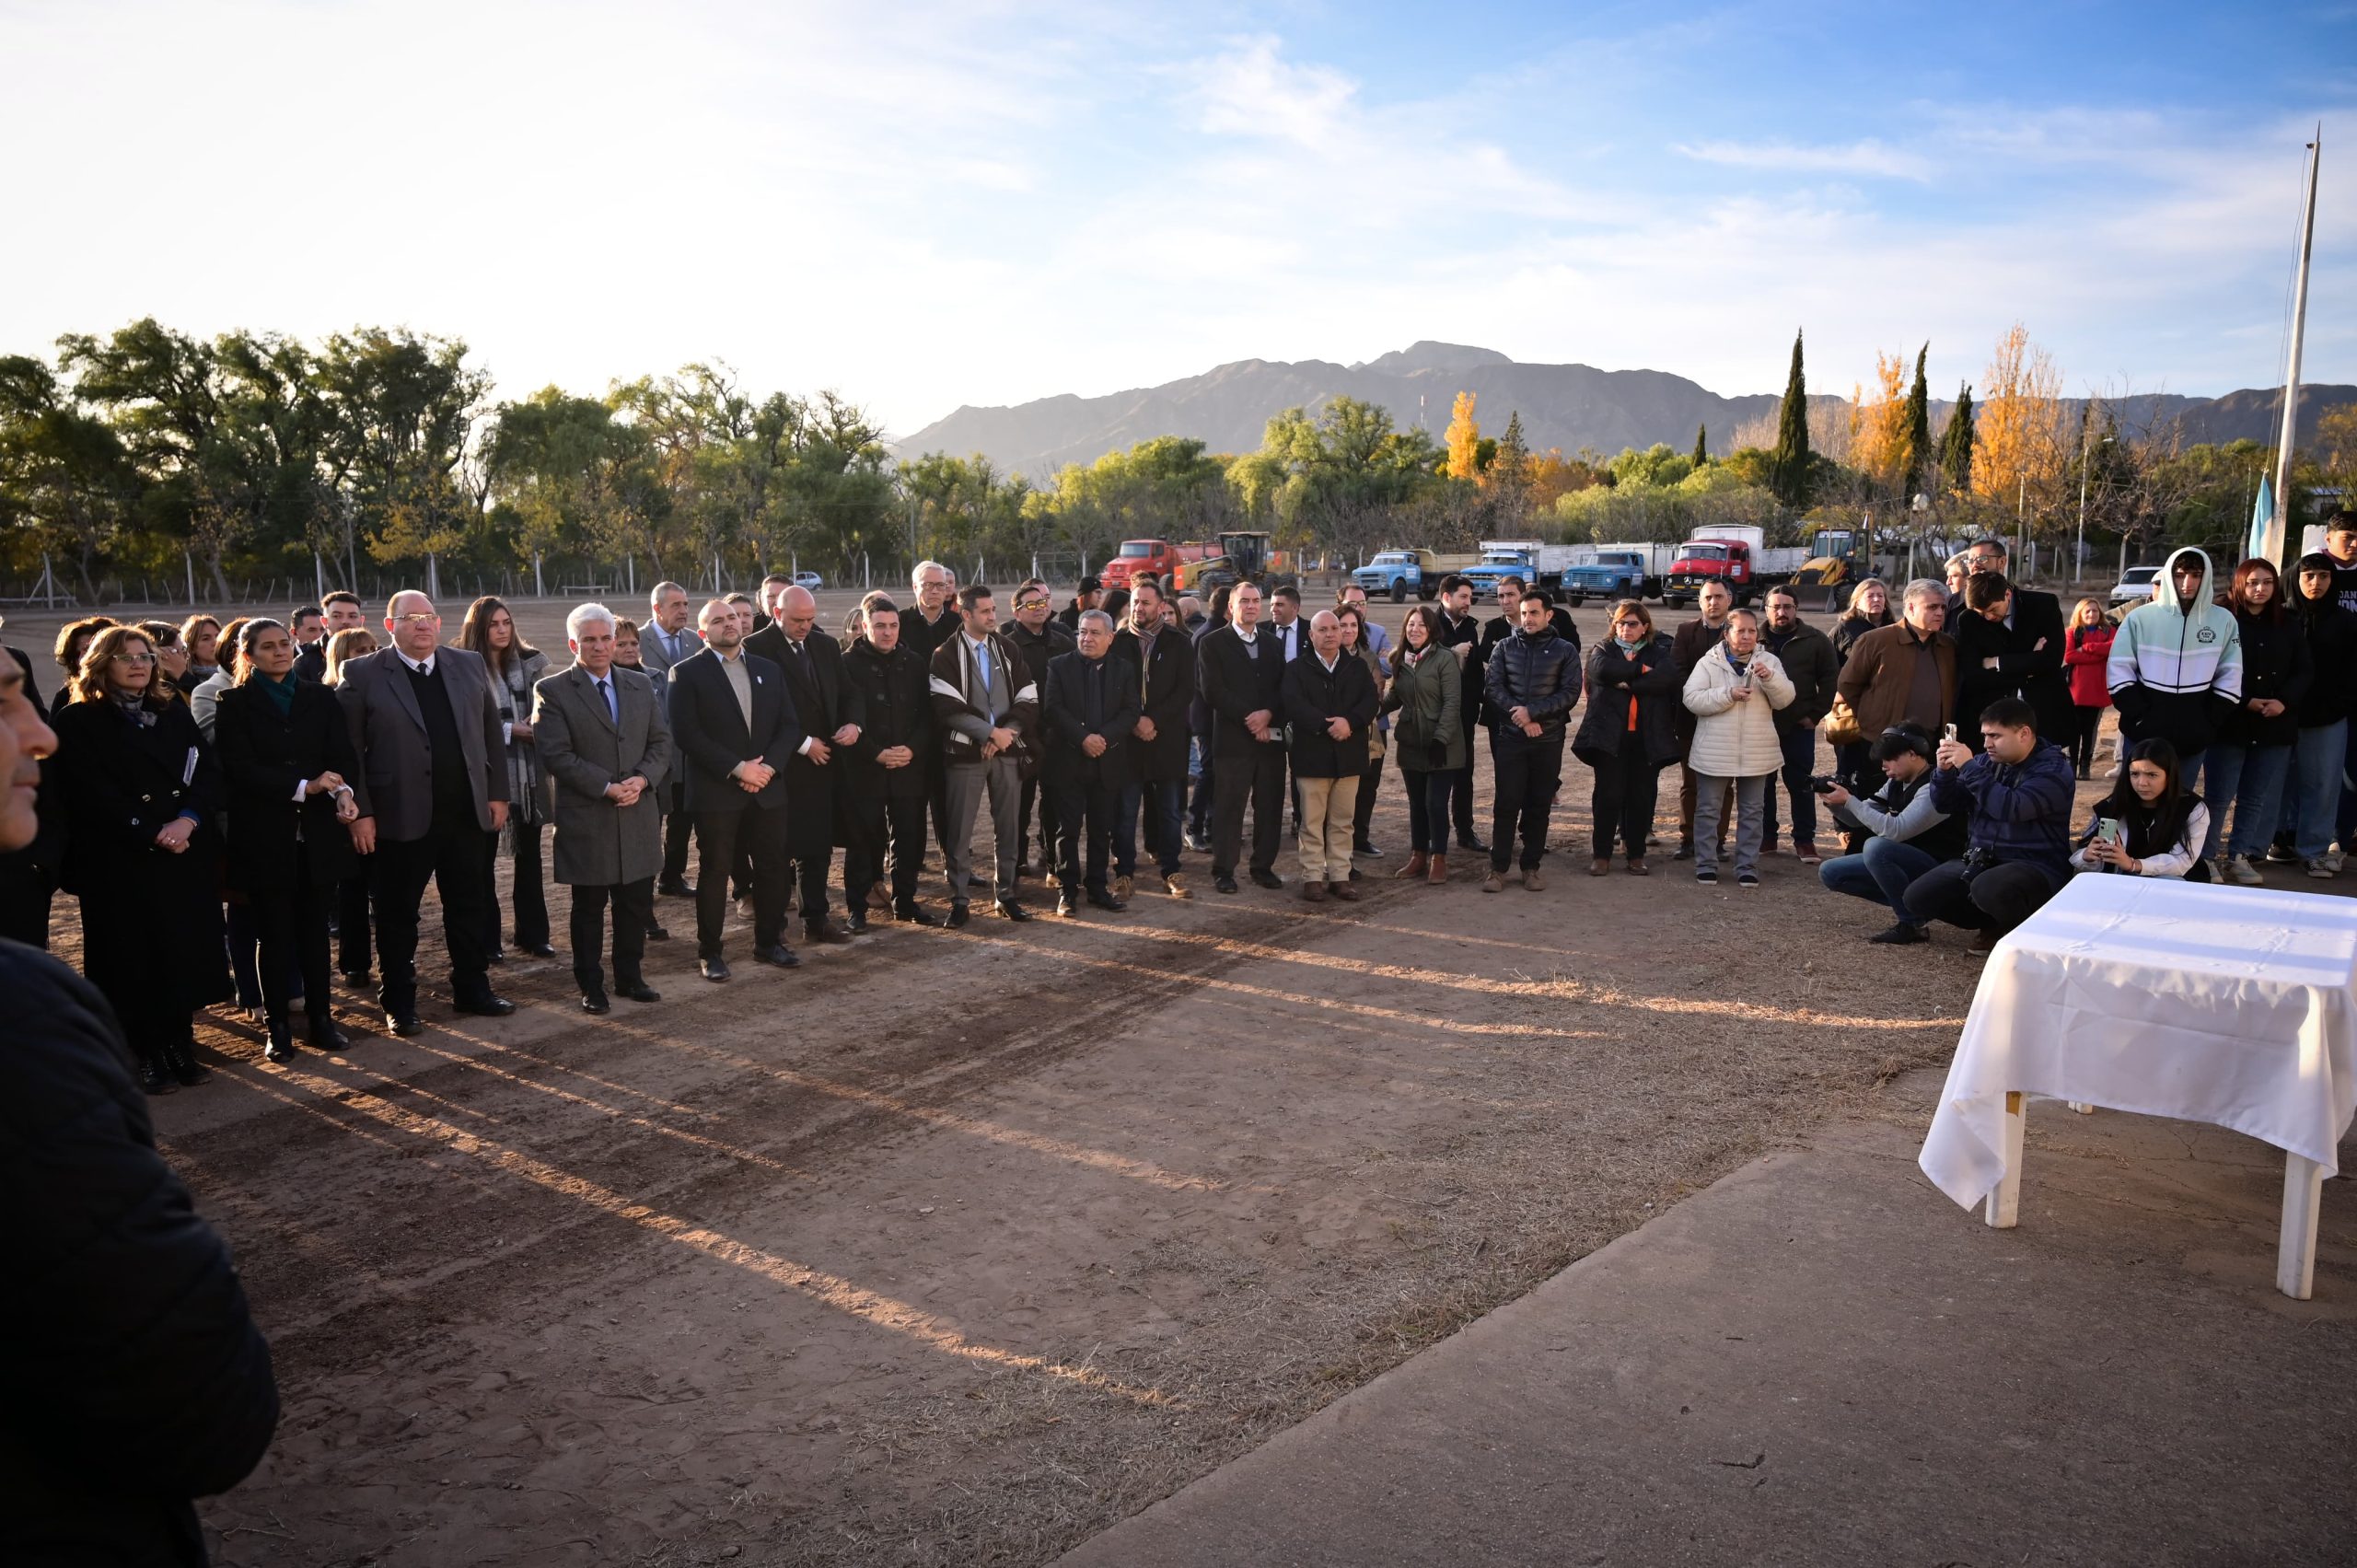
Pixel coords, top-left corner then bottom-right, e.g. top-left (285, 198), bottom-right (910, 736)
top-left (2264, 128), bottom-right (2320, 564)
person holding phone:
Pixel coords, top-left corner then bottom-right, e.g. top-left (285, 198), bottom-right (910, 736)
top-left (1901, 697), bottom-right (2078, 952)
top-left (1817, 722), bottom-right (1967, 944)
top-left (2072, 738), bottom-right (2210, 880)
top-left (1681, 607), bottom-right (1794, 888)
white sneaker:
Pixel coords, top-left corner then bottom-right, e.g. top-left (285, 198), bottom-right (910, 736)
top-left (2308, 858), bottom-right (2338, 879)
top-left (2228, 856), bottom-right (2262, 886)
top-left (2328, 852), bottom-right (2347, 874)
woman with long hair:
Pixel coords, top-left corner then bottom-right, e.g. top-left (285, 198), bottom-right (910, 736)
top-left (215, 619), bottom-right (360, 1061)
top-left (137, 621), bottom-right (192, 700)
top-left (2201, 558), bottom-right (2309, 882)
top-left (1574, 599), bottom-right (1682, 876)
top-left (188, 616), bottom-right (250, 742)
top-left (2061, 597), bottom-right (2116, 780)
top-left (2276, 554), bottom-right (2357, 876)
top-left (51, 615), bottom-right (115, 717)
top-left (48, 624), bottom-right (230, 1091)
top-left (324, 627), bottom-right (380, 983)
top-left (179, 613), bottom-right (224, 687)
top-left (2073, 738), bottom-right (2210, 881)
top-left (459, 596), bottom-right (553, 958)
top-left (1380, 604), bottom-right (1462, 881)
top-left (1335, 602), bottom-right (1389, 864)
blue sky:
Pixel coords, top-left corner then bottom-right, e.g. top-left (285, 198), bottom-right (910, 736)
top-left (2, 0), bottom-right (2350, 439)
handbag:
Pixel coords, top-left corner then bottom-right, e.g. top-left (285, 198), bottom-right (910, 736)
top-left (1823, 693), bottom-right (1864, 748)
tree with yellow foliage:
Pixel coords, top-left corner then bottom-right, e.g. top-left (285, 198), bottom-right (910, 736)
top-left (1849, 350), bottom-right (1913, 494)
top-left (1971, 322), bottom-right (2066, 510)
top-left (1444, 390), bottom-right (1481, 481)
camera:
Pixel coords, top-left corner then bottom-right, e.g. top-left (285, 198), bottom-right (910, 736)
top-left (1809, 775), bottom-right (1839, 795)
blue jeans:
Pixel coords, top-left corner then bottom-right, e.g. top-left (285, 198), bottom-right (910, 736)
top-left (2201, 743), bottom-right (2292, 861)
top-left (2277, 720), bottom-right (2348, 860)
top-left (1117, 777), bottom-right (1185, 878)
top-left (1819, 836), bottom-right (1940, 923)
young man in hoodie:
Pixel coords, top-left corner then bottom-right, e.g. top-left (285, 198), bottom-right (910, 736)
top-left (2106, 546), bottom-right (2244, 782)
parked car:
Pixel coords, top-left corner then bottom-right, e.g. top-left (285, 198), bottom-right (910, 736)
top-left (792, 570), bottom-right (825, 592)
top-left (2107, 564), bottom-right (2160, 609)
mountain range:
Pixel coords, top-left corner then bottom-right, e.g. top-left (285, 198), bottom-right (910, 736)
top-left (897, 341), bottom-right (2354, 481)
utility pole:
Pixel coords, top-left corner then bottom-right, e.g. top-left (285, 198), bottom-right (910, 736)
top-left (2264, 128), bottom-right (2320, 564)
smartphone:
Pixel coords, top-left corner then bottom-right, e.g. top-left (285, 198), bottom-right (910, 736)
top-left (2096, 818), bottom-right (2124, 848)
top-left (1943, 723), bottom-right (1959, 744)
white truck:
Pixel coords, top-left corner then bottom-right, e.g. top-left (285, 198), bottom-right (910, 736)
top-left (1464, 540), bottom-right (1585, 595)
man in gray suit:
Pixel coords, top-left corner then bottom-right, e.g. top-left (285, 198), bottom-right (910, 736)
top-left (639, 580), bottom-right (703, 897)
top-left (338, 590), bottom-right (512, 1035)
top-left (928, 584), bottom-right (1040, 925)
top-left (534, 603), bottom-right (673, 1015)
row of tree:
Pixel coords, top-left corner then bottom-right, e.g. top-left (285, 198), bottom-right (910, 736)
top-left (4, 318), bottom-right (2346, 605)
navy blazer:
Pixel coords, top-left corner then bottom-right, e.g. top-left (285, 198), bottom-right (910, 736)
top-left (665, 647), bottom-right (801, 812)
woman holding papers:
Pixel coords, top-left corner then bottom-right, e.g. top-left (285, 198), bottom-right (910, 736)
top-left (48, 622), bottom-right (230, 1093)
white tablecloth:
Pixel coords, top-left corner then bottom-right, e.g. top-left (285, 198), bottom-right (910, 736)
top-left (1920, 876), bottom-right (2357, 1210)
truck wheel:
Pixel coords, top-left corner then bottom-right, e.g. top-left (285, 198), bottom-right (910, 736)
top-left (1390, 578), bottom-right (1408, 603)
top-left (1565, 593), bottom-right (1584, 608)
top-left (1418, 584), bottom-right (1437, 600)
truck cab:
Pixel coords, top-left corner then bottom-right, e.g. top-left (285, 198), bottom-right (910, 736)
top-left (1353, 551), bottom-right (1432, 602)
top-left (1100, 539), bottom-right (1179, 590)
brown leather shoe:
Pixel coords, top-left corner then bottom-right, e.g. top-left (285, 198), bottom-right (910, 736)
top-left (1395, 852), bottom-right (1429, 879)
top-left (1626, 857), bottom-right (1650, 877)
top-left (1302, 880), bottom-right (1329, 902)
top-left (1329, 880), bottom-right (1360, 901)
top-left (1589, 857), bottom-right (1610, 877)
top-left (1427, 853), bottom-right (1446, 884)
top-left (1522, 866), bottom-right (1547, 892)
top-left (1481, 871), bottom-right (1504, 893)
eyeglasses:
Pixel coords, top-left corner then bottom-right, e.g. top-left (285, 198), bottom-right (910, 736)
top-left (109, 651), bottom-right (157, 665)
top-left (392, 614), bottom-right (438, 629)
top-left (1015, 598), bottom-right (1050, 610)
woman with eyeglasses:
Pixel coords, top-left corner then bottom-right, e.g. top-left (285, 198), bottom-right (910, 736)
top-left (323, 627), bottom-right (381, 984)
top-left (215, 619), bottom-right (361, 1062)
top-left (459, 596), bottom-right (553, 959)
top-left (1573, 600), bottom-right (1681, 876)
top-left (1335, 602), bottom-right (1389, 865)
top-left (49, 624), bottom-right (230, 1092)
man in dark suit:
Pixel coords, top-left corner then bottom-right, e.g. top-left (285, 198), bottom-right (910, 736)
top-left (337, 590), bottom-right (513, 1035)
top-left (1197, 581), bottom-right (1289, 894)
top-left (1004, 578), bottom-right (1074, 881)
top-left (1282, 610), bottom-right (1381, 900)
top-left (638, 580), bottom-right (703, 897)
top-left (534, 603), bottom-right (673, 1014)
top-left (667, 598), bottom-right (803, 981)
top-left (1111, 579), bottom-right (1196, 900)
top-left (296, 591), bottom-right (366, 683)
top-left (1042, 611), bottom-right (1139, 916)
top-left (841, 598), bottom-right (936, 929)
top-left (1963, 538), bottom-right (2072, 746)
top-left (287, 604), bottom-right (327, 681)
top-left (747, 585), bottom-right (856, 945)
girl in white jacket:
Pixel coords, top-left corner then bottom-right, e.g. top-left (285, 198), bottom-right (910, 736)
top-left (1681, 609), bottom-right (1795, 886)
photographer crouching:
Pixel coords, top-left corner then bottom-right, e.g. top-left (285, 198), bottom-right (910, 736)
top-left (1816, 721), bottom-right (1966, 946)
top-left (1899, 697), bottom-right (2079, 953)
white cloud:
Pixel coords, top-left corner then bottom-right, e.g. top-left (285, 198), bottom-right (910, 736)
top-left (1674, 138), bottom-right (1933, 180)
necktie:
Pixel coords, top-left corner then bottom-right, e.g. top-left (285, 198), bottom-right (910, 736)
top-left (976, 641), bottom-right (992, 694)
top-left (597, 677), bottom-right (617, 726)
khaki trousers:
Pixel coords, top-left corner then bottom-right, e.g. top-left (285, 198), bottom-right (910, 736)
top-left (1296, 773), bottom-right (1360, 884)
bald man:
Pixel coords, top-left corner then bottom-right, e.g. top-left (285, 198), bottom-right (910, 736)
top-left (747, 585), bottom-right (859, 942)
top-left (336, 590), bottom-right (513, 1034)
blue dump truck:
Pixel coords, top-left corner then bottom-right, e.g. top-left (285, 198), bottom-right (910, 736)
top-left (1350, 548), bottom-right (1480, 601)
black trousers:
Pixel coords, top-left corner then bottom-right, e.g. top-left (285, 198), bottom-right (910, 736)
top-left (488, 818), bottom-right (550, 947)
top-left (1759, 727), bottom-right (1820, 852)
top-left (1590, 744), bottom-right (1660, 859)
top-left (1490, 733), bottom-right (1564, 872)
top-left (2070, 704), bottom-right (2105, 773)
top-left (1454, 710), bottom-right (1480, 841)
top-left (1017, 772), bottom-right (1064, 874)
top-left (1050, 770), bottom-right (1119, 894)
top-left (571, 878), bottom-right (654, 993)
top-left (1212, 748), bottom-right (1286, 877)
top-left (844, 788), bottom-right (927, 908)
top-left (372, 810), bottom-right (496, 1016)
top-left (660, 783), bottom-right (695, 883)
top-left (337, 872), bottom-right (374, 977)
top-left (787, 848), bottom-right (833, 929)
top-left (1903, 857), bottom-right (2068, 936)
top-left (0, 858), bottom-right (52, 947)
top-left (1353, 751), bottom-right (1384, 842)
top-left (1188, 751), bottom-right (1215, 836)
top-left (695, 807), bottom-right (788, 955)
top-left (252, 860), bottom-right (334, 1035)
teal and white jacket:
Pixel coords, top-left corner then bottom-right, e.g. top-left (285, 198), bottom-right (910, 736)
top-left (2105, 546), bottom-right (2244, 758)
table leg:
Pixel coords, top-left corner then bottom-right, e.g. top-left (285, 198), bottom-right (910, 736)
top-left (1986, 1091), bottom-right (2025, 1229)
top-left (2067, 1101), bottom-right (2095, 1115)
top-left (2278, 1154), bottom-right (2325, 1300)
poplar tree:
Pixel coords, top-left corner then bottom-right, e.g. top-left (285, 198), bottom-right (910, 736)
top-left (1900, 343), bottom-right (1932, 496)
top-left (1941, 383), bottom-right (1976, 494)
top-left (1770, 330), bottom-right (1810, 507)
top-left (1692, 424), bottom-right (1707, 468)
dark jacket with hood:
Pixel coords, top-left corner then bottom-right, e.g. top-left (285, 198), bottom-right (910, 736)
top-left (2292, 567), bottom-right (2357, 729)
top-left (2107, 547), bottom-right (2245, 758)
top-left (842, 637), bottom-right (934, 798)
top-left (2221, 602), bottom-right (2311, 749)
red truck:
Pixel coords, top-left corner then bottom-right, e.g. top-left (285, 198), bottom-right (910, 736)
top-left (1100, 538), bottom-right (1188, 590)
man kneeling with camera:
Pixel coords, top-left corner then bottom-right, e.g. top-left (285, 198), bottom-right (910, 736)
top-left (1899, 696), bottom-right (2079, 954)
top-left (1815, 722), bottom-right (1967, 945)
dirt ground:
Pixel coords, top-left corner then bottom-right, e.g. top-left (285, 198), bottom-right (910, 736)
top-left (4, 590), bottom-right (2285, 1566)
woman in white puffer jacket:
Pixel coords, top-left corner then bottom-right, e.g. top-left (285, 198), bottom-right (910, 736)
top-left (1681, 607), bottom-right (1795, 886)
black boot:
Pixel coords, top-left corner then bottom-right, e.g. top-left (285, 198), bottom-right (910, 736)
top-left (162, 1031), bottom-right (212, 1086)
top-left (264, 1019), bottom-right (298, 1064)
top-left (307, 1012), bottom-right (350, 1052)
top-left (135, 1050), bottom-right (177, 1096)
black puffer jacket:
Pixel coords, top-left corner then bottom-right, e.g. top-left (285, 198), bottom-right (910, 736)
top-left (2223, 609), bottom-right (2311, 748)
top-left (2293, 591), bottom-right (2357, 729)
top-left (1761, 619), bottom-right (1840, 732)
top-left (1482, 628), bottom-right (1583, 738)
top-left (0, 939), bottom-right (279, 1566)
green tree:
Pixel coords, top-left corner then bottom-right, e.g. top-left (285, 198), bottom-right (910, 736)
top-left (1770, 329), bottom-right (1811, 508)
top-left (1691, 424), bottom-right (1707, 469)
top-left (1940, 383), bottom-right (1976, 495)
top-left (1900, 344), bottom-right (1932, 498)
top-left (316, 327), bottom-right (488, 580)
top-left (0, 354), bottom-right (135, 600)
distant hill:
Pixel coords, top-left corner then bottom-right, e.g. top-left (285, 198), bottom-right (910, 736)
top-left (898, 341), bottom-right (2355, 480)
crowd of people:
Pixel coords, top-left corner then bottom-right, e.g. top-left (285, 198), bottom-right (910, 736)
top-left (5, 516), bottom-right (2357, 1091)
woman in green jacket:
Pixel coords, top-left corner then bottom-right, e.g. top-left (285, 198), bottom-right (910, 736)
top-left (1381, 605), bottom-right (1466, 883)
